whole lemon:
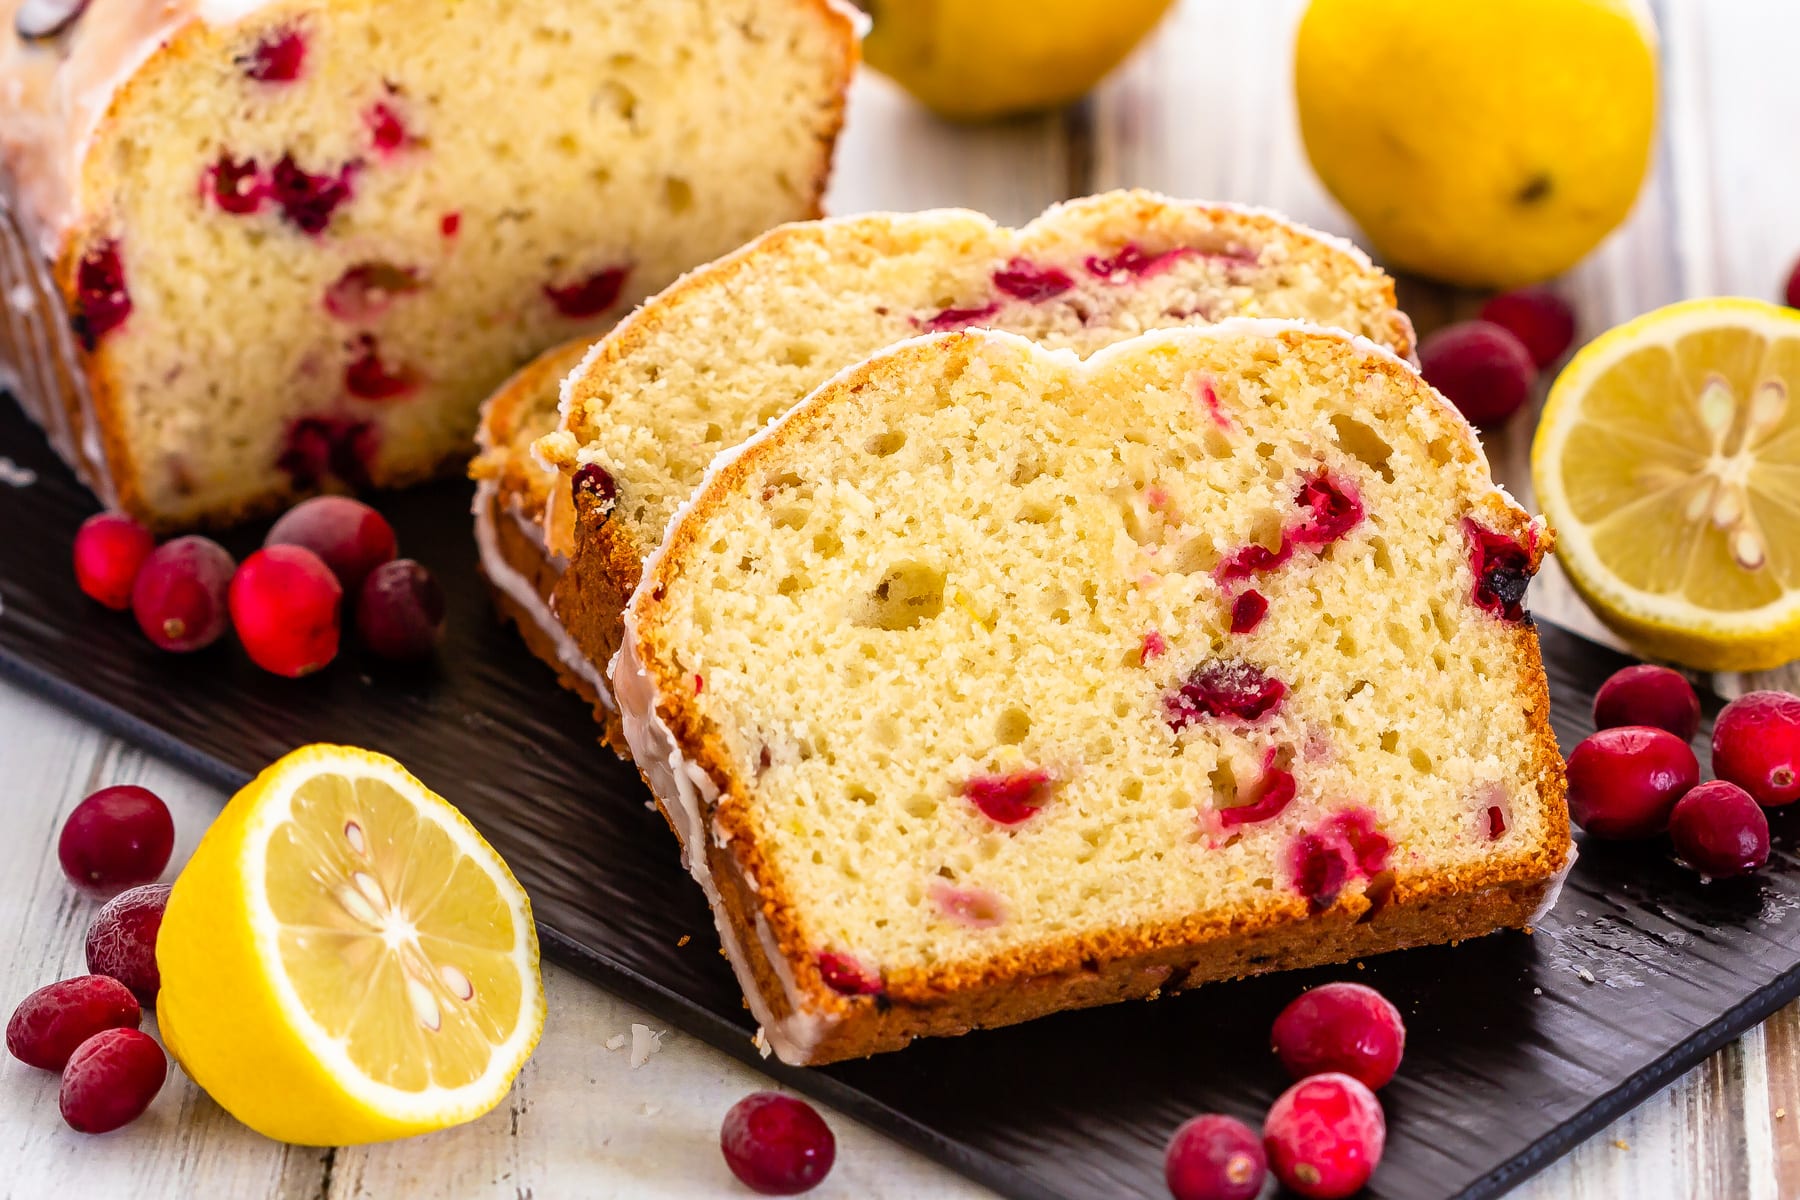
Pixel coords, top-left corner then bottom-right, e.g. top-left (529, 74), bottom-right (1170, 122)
top-left (1294, 0), bottom-right (1658, 288)
top-left (858, 0), bottom-right (1177, 122)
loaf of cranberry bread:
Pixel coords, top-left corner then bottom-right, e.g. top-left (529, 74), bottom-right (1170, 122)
top-left (0, 0), bottom-right (858, 529)
top-left (615, 322), bottom-right (1570, 1065)
top-left (536, 191), bottom-right (1417, 745)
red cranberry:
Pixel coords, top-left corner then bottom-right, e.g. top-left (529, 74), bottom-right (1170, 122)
top-left (1229, 590), bottom-right (1269, 635)
top-left (73, 512), bottom-right (153, 610)
top-left (960, 769), bottom-right (1056, 825)
top-left (1465, 520), bottom-right (1533, 621)
top-left (131, 536), bottom-right (234, 652)
top-left (1219, 760), bottom-right (1296, 828)
top-left (271, 154), bottom-right (358, 235)
top-left (206, 153), bottom-right (266, 215)
top-left (366, 102), bottom-right (409, 154)
top-left (1166, 660), bottom-right (1287, 730)
top-left (573, 462), bottom-right (618, 505)
top-left (1419, 320), bottom-right (1537, 427)
top-left (1271, 982), bottom-right (1406, 1091)
top-left (356, 559), bottom-right (446, 661)
top-left (1165, 1113), bottom-right (1267, 1200)
top-left (59, 1027), bottom-right (166, 1134)
top-left (240, 28), bottom-right (306, 82)
top-left (58, 785), bottom-right (174, 899)
top-left (6, 976), bottom-right (139, 1070)
top-left (1141, 630), bottom-right (1169, 661)
top-left (1487, 804), bottom-right (1508, 839)
top-left (85, 884), bottom-right (170, 1007)
top-left (544, 266), bottom-right (631, 319)
top-left (230, 546), bottom-right (343, 678)
top-left (15, 0), bottom-right (90, 41)
top-left (440, 212), bottom-right (462, 238)
top-left (1290, 473), bottom-right (1364, 547)
top-left (1566, 726), bottom-right (1700, 838)
top-left (1291, 834), bottom-right (1350, 912)
top-left (817, 951), bottom-right (882, 997)
top-left (1085, 243), bottom-right (1193, 281)
top-left (1217, 538), bottom-right (1293, 583)
top-left (266, 495), bottom-right (396, 593)
top-left (1785, 257), bottom-right (1800, 309)
top-left (922, 301), bottom-right (1001, 332)
top-left (1670, 781), bottom-right (1771, 878)
top-left (1593, 664), bottom-right (1701, 742)
top-left (72, 240), bottom-right (131, 350)
top-left (278, 416), bottom-right (377, 488)
top-left (1263, 1073), bottom-right (1386, 1200)
top-left (344, 333), bottom-right (420, 400)
top-left (1328, 810), bottom-right (1392, 877)
top-left (324, 261), bottom-right (423, 322)
top-left (721, 1092), bottom-right (836, 1195)
top-left (992, 258), bottom-right (1074, 302)
top-left (1479, 288), bottom-right (1577, 368)
top-left (1712, 691), bottom-right (1800, 808)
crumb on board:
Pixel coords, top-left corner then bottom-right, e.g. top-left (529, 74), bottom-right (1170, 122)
top-left (604, 1033), bottom-right (627, 1051)
top-left (1779, 1108), bottom-right (1789, 1120)
top-left (630, 1023), bottom-right (665, 1069)
top-left (1533, 987), bottom-right (1542, 996)
top-left (1577, 966), bottom-right (1597, 984)
top-left (1614, 1139), bottom-right (1630, 1151)
top-left (678, 934), bottom-right (691, 947)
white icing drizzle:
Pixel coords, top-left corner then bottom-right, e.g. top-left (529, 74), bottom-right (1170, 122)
top-left (1528, 842), bottom-right (1578, 928)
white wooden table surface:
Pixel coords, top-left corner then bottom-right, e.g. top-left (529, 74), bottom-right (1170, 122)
top-left (7, 1), bottom-right (1800, 1195)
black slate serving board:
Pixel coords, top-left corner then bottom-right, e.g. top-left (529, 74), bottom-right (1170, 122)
top-left (2, 393), bottom-right (1795, 1200)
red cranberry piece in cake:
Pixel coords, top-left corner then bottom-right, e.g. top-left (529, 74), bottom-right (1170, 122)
top-left (1712, 691), bottom-right (1800, 808)
top-left (356, 559), bottom-right (447, 661)
top-left (1593, 664), bottom-right (1701, 742)
top-left (15, 0), bottom-right (89, 41)
top-left (817, 951), bottom-right (882, 997)
top-left (6, 976), bottom-right (139, 1071)
top-left (1290, 473), bottom-right (1364, 547)
top-left (1290, 834), bottom-right (1348, 912)
top-left (278, 416), bottom-right (377, 488)
top-left (930, 881), bottom-right (1006, 928)
top-left (544, 266), bottom-right (631, 319)
top-left (271, 154), bottom-right (359, 235)
top-left (960, 768), bottom-right (1057, 824)
top-left (1419, 320), bottom-right (1537, 427)
top-left (440, 212), bottom-right (462, 238)
top-left (72, 240), bottom-right (131, 350)
top-left (58, 785), bottom-right (174, 899)
top-left (344, 334), bottom-right (420, 400)
top-left (1328, 810), bottom-right (1392, 877)
top-left (59, 1027), bottom-right (166, 1134)
top-left (1566, 725), bottom-right (1699, 838)
top-left (1217, 538), bottom-right (1293, 584)
top-left (1487, 803), bottom-right (1508, 839)
top-left (206, 153), bottom-right (267, 214)
top-left (1464, 520), bottom-right (1534, 621)
top-left (1263, 1073), bottom-right (1386, 1199)
top-left (991, 258), bottom-right (1074, 302)
top-left (1085, 243), bottom-right (1194, 282)
top-left (324, 262), bottom-right (423, 322)
top-left (1165, 1113), bottom-right (1267, 1200)
top-left (1271, 982), bottom-right (1406, 1090)
top-left (1197, 376), bottom-right (1232, 430)
top-left (1229, 590), bottom-right (1269, 635)
top-left (1220, 750), bottom-right (1297, 828)
top-left (73, 512), bottom-right (153, 610)
top-left (1166, 660), bottom-right (1288, 730)
top-left (573, 462), bottom-right (619, 517)
top-left (1479, 287), bottom-right (1577, 368)
top-left (266, 495), bottom-right (396, 593)
top-left (921, 301), bottom-right (1002, 332)
top-left (230, 546), bottom-right (343, 678)
top-left (720, 1092), bottom-right (836, 1196)
top-left (131, 536), bottom-right (234, 653)
top-left (365, 102), bottom-right (411, 155)
top-left (240, 28), bottom-right (307, 83)
top-left (1671, 781), bottom-right (1770, 878)
top-left (1141, 630), bottom-right (1169, 661)
top-left (85, 884), bottom-right (170, 1007)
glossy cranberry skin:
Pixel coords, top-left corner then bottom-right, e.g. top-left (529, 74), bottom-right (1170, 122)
top-left (266, 496), bottom-right (397, 594)
top-left (1565, 726), bottom-right (1700, 839)
top-left (85, 884), bottom-right (170, 1007)
top-left (58, 785), bottom-right (174, 898)
top-left (230, 546), bottom-right (343, 677)
top-left (1165, 1114), bottom-right (1267, 1200)
top-left (72, 512), bottom-right (154, 610)
top-left (1785, 256), bottom-right (1800, 310)
top-left (720, 1092), bottom-right (836, 1195)
top-left (355, 559), bottom-right (447, 660)
top-left (1670, 781), bottom-right (1771, 878)
top-left (1263, 1073), bottom-right (1386, 1200)
top-left (1271, 982), bottom-right (1406, 1091)
top-left (544, 266), bottom-right (630, 319)
top-left (1712, 691), bottom-right (1800, 808)
top-left (1479, 288), bottom-right (1577, 368)
top-left (1418, 320), bottom-right (1538, 427)
top-left (1593, 664), bottom-right (1701, 742)
top-left (6, 976), bottom-right (139, 1070)
top-left (130, 536), bottom-right (235, 652)
top-left (59, 1027), bottom-right (166, 1134)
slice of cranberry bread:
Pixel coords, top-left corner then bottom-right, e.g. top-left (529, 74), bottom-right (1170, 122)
top-left (537, 191), bottom-right (1416, 744)
top-left (0, 0), bottom-right (858, 529)
top-left (615, 322), bottom-right (1569, 1066)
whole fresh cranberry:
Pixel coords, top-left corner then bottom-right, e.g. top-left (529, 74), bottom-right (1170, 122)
top-left (1263, 1073), bottom-right (1386, 1199)
top-left (720, 1092), bottom-right (836, 1195)
top-left (266, 496), bottom-right (397, 594)
top-left (130, 536), bottom-right (235, 652)
top-left (230, 546), bottom-right (343, 677)
top-left (58, 784), bottom-right (174, 898)
top-left (59, 1027), bottom-right (166, 1134)
top-left (85, 883), bottom-right (170, 1007)
top-left (1418, 320), bottom-right (1538, 427)
top-left (1712, 691), bottom-right (1800, 808)
top-left (1670, 781), bottom-right (1771, 878)
top-left (73, 512), bottom-right (153, 610)
top-left (1592, 664), bottom-right (1701, 742)
top-left (355, 559), bottom-right (447, 660)
top-left (1271, 982), bottom-right (1406, 1091)
top-left (6, 976), bottom-right (139, 1070)
top-left (1165, 1113), bottom-right (1267, 1200)
top-left (1565, 726), bottom-right (1699, 838)
top-left (1479, 288), bottom-right (1577, 368)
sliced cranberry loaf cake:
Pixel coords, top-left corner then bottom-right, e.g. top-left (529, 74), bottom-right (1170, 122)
top-left (0, 0), bottom-right (858, 528)
top-left (537, 191), bottom-right (1417, 743)
top-left (615, 323), bottom-right (1569, 1065)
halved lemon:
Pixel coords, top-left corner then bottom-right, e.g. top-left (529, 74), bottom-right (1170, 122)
top-left (1533, 297), bottom-right (1800, 671)
top-left (157, 745), bottom-right (543, 1146)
